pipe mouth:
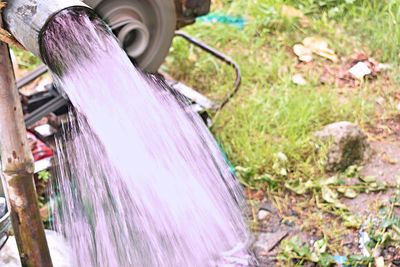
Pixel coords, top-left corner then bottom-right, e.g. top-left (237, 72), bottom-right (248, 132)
top-left (99, 3), bottom-right (152, 60)
top-left (3, 0), bottom-right (91, 58)
top-left (116, 20), bottom-right (150, 58)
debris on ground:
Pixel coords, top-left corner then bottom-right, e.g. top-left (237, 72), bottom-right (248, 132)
top-left (293, 44), bottom-right (313, 62)
top-left (315, 121), bottom-right (370, 172)
top-left (292, 73), bottom-right (307, 85)
top-left (252, 230), bottom-right (289, 257)
top-left (343, 141), bottom-right (400, 216)
top-left (320, 52), bottom-right (390, 87)
top-left (293, 36), bottom-right (338, 63)
top-left (349, 61), bottom-right (372, 80)
top-left (197, 13), bottom-right (246, 29)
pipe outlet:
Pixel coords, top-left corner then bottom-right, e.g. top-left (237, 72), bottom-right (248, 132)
top-left (3, 0), bottom-right (90, 58)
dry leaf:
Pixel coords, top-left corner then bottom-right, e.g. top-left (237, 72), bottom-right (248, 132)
top-left (293, 44), bottom-right (313, 62)
top-left (303, 36), bottom-right (338, 62)
top-left (292, 73), bottom-right (307, 85)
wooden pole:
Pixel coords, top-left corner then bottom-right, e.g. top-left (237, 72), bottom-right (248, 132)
top-left (0, 14), bottom-right (53, 267)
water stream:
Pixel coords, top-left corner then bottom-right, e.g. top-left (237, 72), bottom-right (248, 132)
top-left (42, 8), bottom-right (249, 266)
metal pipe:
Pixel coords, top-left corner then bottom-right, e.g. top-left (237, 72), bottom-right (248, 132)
top-left (3, 0), bottom-right (90, 58)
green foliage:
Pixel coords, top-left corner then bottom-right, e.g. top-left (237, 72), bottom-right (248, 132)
top-left (278, 236), bottom-right (335, 266)
top-left (11, 47), bottom-right (41, 70)
top-left (38, 170), bottom-right (51, 182)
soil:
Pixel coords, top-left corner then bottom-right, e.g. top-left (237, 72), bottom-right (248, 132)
top-left (343, 141), bottom-right (400, 216)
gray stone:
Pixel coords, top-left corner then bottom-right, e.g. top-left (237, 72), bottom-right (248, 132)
top-left (252, 230), bottom-right (288, 257)
top-left (315, 121), bottom-right (370, 172)
top-left (257, 210), bottom-right (270, 221)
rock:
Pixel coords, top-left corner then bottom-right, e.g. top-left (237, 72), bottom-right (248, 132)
top-left (259, 202), bottom-right (277, 213)
top-left (315, 121), bottom-right (370, 172)
top-left (257, 210), bottom-right (270, 221)
top-left (252, 230), bottom-right (288, 257)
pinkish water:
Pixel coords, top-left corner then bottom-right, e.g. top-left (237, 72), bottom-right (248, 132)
top-left (43, 8), bottom-right (250, 267)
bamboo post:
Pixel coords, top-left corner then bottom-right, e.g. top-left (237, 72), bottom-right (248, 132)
top-left (0, 13), bottom-right (53, 267)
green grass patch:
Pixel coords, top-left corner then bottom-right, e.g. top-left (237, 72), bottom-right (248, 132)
top-left (166, 0), bottom-right (378, 184)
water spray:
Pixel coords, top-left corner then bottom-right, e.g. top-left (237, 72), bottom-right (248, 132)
top-left (1, 1), bottom-right (92, 266)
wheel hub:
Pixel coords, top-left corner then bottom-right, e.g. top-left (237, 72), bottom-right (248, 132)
top-left (84, 0), bottom-right (176, 73)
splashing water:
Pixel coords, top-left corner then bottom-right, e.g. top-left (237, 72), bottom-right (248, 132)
top-left (42, 8), bottom-right (249, 266)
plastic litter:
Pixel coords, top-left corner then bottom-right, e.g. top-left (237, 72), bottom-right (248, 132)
top-left (197, 13), bottom-right (246, 29)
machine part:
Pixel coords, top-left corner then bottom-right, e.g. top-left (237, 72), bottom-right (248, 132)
top-left (175, 31), bottom-right (242, 111)
top-left (174, 0), bottom-right (211, 28)
top-left (25, 95), bottom-right (69, 128)
top-left (168, 80), bottom-right (216, 110)
top-left (85, 0), bottom-right (177, 73)
top-left (3, 0), bottom-right (90, 58)
top-left (16, 64), bottom-right (48, 89)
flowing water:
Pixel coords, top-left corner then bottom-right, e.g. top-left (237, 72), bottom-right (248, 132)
top-left (42, 8), bottom-right (249, 266)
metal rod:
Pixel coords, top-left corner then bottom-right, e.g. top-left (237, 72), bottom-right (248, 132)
top-left (0, 13), bottom-right (53, 267)
top-left (174, 31), bottom-right (241, 111)
top-left (25, 95), bottom-right (69, 128)
top-left (17, 64), bottom-right (48, 89)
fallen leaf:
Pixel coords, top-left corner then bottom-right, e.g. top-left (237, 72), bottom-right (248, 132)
top-left (359, 175), bottom-right (376, 183)
top-left (293, 44), bottom-right (313, 62)
top-left (343, 214), bottom-right (362, 228)
top-left (303, 36), bottom-right (338, 62)
top-left (321, 186), bottom-right (338, 204)
top-left (292, 73), bottom-right (307, 85)
top-left (343, 188), bottom-right (358, 199)
top-left (337, 187), bottom-right (346, 193)
top-left (322, 176), bottom-right (340, 186)
top-left (285, 180), bottom-right (308, 195)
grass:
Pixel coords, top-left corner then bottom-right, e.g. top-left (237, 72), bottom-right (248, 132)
top-left (164, 0), bottom-right (400, 264)
top-left (165, 0), bottom-right (395, 183)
